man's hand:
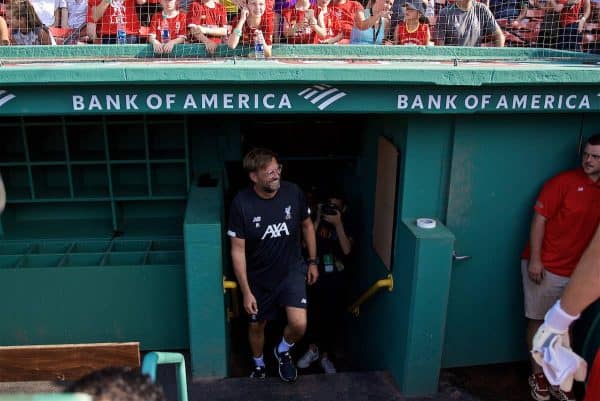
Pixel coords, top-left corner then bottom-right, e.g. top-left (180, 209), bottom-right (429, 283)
top-left (307, 263), bottom-right (319, 285)
top-left (528, 259), bottom-right (545, 284)
top-left (243, 291), bottom-right (258, 315)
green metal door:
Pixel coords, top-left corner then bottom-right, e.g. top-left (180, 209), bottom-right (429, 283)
top-left (442, 114), bottom-right (581, 367)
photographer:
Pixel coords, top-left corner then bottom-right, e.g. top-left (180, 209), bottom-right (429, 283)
top-left (297, 190), bottom-right (353, 374)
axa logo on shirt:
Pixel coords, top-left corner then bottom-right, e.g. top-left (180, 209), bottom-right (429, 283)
top-left (261, 222), bottom-right (290, 239)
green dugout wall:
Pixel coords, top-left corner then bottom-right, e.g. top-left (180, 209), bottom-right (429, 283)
top-left (0, 46), bottom-right (599, 395)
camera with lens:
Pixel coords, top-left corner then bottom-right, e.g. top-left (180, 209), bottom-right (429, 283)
top-left (321, 202), bottom-right (339, 216)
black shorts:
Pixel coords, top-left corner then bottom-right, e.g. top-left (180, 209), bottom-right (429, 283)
top-left (248, 266), bottom-right (307, 323)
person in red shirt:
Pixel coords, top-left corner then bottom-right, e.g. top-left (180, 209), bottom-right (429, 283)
top-left (394, 0), bottom-right (430, 45)
top-left (281, 0), bottom-right (314, 43)
top-left (90, 0), bottom-right (146, 43)
top-left (522, 133), bottom-right (600, 401)
top-left (331, 0), bottom-right (390, 43)
top-left (148, 0), bottom-right (187, 53)
top-left (310, 0), bottom-right (343, 43)
top-left (554, 0), bottom-right (591, 51)
top-left (187, 0), bottom-right (228, 53)
top-left (228, 0), bottom-right (274, 56)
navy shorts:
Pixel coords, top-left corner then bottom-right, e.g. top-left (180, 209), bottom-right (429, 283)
top-left (249, 266), bottom-right (308, 323)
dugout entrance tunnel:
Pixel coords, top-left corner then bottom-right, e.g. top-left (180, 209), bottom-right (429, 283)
top-left (0, 48), bottom-right (599, 396)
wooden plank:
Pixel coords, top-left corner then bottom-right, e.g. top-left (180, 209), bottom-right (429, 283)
top-left (0, 342), bottom-right (140, 382)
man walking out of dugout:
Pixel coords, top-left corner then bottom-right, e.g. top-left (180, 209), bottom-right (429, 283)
top-left (228, 148), bottom-right (319, 382)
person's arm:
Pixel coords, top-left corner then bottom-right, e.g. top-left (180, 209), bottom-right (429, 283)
top-left (197, 25), bottom-right (228, 36)
top-left (578, 0), bottom-right (590, 32)
top-left (0, 17), bottom-right (9, 45)
top-left (321, 210), bottom-right (353, 255)
top-left (355, 8), bottom-right (390, 30)
top-left (302, 217), bottom-right (319, 285)
top-left (227, 8), bottom-right (248, 48)
top-left (310, 10), bottom-right (329, 38)
top-left (91, 0), bottom-right (111, 23)
top-left (560, 224), bottom-right (600, 316)
top-left (149, 32), bottom-right (164, 53)
top-left (39, 28), bottom-right (53, 44)
top-left (86, 22), bottom-right (98, 40)
top-left (231, 237), bottom-right (258, 315)
top-left (0, 173), bottom-right (6, 214)
top-left (528, 212), bottom-right (547, 284)
top-left (494, 26), bottom-right (505, 46)
top-left (162, 35), bottom-right (186, 53)
top-left (424, 25), bottom-right (431, 45)
top-left (189, 25), bottom-right (220, 52)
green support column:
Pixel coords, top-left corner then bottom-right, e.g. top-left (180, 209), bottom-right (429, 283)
top-left (395, 220), bottom-right (454, 395)
top-left (183, 184), bottom-right (228, 377)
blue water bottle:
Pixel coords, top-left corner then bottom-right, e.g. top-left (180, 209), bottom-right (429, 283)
top-left (116, 10), bottom-right (127, 44)
top-left (160, 15), bottom-right (170, 42)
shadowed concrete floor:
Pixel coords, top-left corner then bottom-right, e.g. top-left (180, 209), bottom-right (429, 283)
top-left (0, 371), bottom-right (490, 401)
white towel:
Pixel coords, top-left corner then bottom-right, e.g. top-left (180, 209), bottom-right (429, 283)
top-left (532, 333), bottom-right (587, 392)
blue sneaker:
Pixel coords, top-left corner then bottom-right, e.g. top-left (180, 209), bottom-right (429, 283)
top-left (273, 346), bottom-right (298, 382)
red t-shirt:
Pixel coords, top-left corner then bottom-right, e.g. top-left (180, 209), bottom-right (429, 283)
top-left (149, 11), bottom-right (188, 40)
top-left (558, 0), bottom-right (581, 27)
top-left (584, 350), bottom-right (600, 401)
top-left (395, 22), bottom-right (429, 45)
top-left (230, 12), bottom-right (274, 45)
top-left (281, 7), bottom-right (313, 44)
top-left (312, 5), bottom-right (341, 43)
top-left (90, 0), bottom-right (141, 35)
top-left (522, 169), bottom-right (600, 276)
top-left (331, 0), bottom-right (362, 39)
top-left (188, 2), bottom-right (227, 43)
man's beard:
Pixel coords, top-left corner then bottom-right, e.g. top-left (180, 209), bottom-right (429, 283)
top-left (262, 180), bottom-right (280, 193)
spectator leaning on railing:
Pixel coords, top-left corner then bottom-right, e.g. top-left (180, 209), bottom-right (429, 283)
top-left (90, 0), bottom-right (146, 43)
top-left (434, 0), bottom-right (505, 45)
top-left (228, 0), bottom-right (274, 56)
top-left (187, 0), bottom-right (228, 54)
top-left (6, 0), bottom-right (53, 44)
top-left (350, 0), bottom-right (394, 44)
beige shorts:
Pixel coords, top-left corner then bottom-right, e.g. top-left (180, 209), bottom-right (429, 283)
top-left (521, 259), bottom-right (570, 320)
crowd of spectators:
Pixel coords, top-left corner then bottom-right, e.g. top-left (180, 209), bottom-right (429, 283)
top-left (0, 0), bottom-right (597, 52)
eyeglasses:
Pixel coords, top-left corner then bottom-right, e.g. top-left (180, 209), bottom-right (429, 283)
top-left (262, 164), bottom-right (282, 179)
top-left (583, 151), bottom-right (600, 161)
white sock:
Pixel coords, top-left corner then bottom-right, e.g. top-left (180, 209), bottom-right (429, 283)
top-left (253, 355), bottom-right (265, 367)
top-left (277, 338), bottom-right (294, 353)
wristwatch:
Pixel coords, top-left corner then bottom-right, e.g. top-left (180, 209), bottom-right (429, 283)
top-left (307, 258), bottom-right (318, 266)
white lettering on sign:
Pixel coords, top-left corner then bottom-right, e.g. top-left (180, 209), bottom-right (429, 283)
top-left (70, 93), bottom-right (294, 112)
top-left (68, 92), bottom-right (593, 113)
top-left (396, 94), bottom-right (591, 111)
